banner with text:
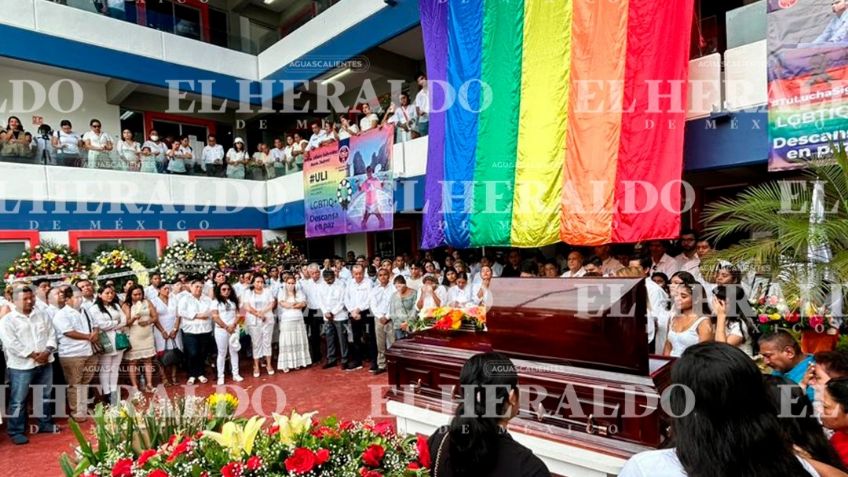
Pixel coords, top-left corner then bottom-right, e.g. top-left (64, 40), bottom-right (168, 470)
top-left (768, 0), bottom-right (848, 171)
top-left (303, 126), bottom-right (394, 237)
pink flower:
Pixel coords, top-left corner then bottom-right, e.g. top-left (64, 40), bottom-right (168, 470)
top-left (758, 314), bottom-right (770, 324)
top-left (767, 295), bottom-right (779, 306)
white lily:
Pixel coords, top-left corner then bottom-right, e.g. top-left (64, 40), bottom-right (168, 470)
top-left (202, 416), bottom-right (265, 459)
top-left (271, 410), bottom-right (317, 446)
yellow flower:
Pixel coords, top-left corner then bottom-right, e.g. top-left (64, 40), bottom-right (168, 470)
top-left (207, 393), bottom-right (239, 414)
top-left (271, 410), bottom-right (317, 446)
top-left (203, 416), bottom-right (265, 459)
top-left (769, 313), bottom-right (782, 321)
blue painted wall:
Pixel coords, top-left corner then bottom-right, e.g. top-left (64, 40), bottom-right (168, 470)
top-left (683, 110), bottom-right (768, 172)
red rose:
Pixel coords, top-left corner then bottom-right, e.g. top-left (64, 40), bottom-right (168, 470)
top-left (416, 435), bottom-right (431, 468)
top-left (315, 448), bottom-right (330, 466)
top-left (111, 458), bottom-right (133, 477)
top-left (407, 462), bottom-right (421, 470)
top-left (268, 425), bottom-right (280, 435)
top-left (373, 421), bottom-right (394, 437)
top-left (137, 449), bottom-right (158, 468)
top-left (311, 426), bottom-right (339, 439)
top-left (149, 470), bottom-right (169, 477)
top-left (340, 420), bottom-right (354, 431)
top-left (246, 456), bottom-right (262, 471)
top-left (285, 448), bottom-right (317, 474)
top-left (360, 470), bottom-right (383, 477)
top-left (167, 437), bottom-right (191, 463)
top-left (362, 444), bottom-right (386, 468)
top-left (221, 462), bottom-right (243, 477)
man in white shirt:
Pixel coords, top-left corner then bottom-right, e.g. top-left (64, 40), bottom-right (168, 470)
top-left (201, 134), bottom-right (225, 177)
top-left (46, 286), bottom-right (66, 323)
top-left (33, 279), bottom-right (51, 314)
top-left (338, 116), bottom-right (360, 141)
top-left (306, 123), bottom-right (330, 151)
top-left (176, 280), bottom-right (214, 384)
top-left (0, 286), bottom-right (58, 444)
top-left (675, 229), bottom-right (702, 277)
top-left (269, 138), bottom-right (286, 177)
top-left (232, 271), bottom-right (253, 299)
top-left (384, 93), bottom-right (417, 143)
top-left (76, 279), bottom-right (96, 310)
top-left (53, 289), bottom-right (98, 422)
top-left (344, 265), bottom-right (373, 371)
top-left (359, 103), bottom-right (380, 132)
top-left (318, 270), bottom-right (351, 369)
top-left (392, 255), bottom-right (411, 278)
top-left (560, 251), bottom-right (587, 278)
top-left (647, 240), bottom-right (680, 279)
top-left (414, 74), bottom-right (429, 137)
top-left (145, 273), bottom-right (162, 301)
top-left (299, 263), bottom-right (324, 364)
top-left (335, 257), bottom-right (352, 284)
top-left (593, 245), bottom-right (624, 276)
top-left (406, 263), bottom-right (424, 291)
top-left (369, 268), bottom-right (394, 374)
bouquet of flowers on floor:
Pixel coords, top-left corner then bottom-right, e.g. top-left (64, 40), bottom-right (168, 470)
top-left (409, 306), bottom-right (487, 332)
top-left (61, 396), bottom-right (431, 477)
top-left (4, 241), bottom-right (85, 282)
top-left (159, 240), bottom-right (216, 282)
top-left (263, 238), bottom-right (304, 270)
top-left (89, 248), bottom-right (151, 287)
top-left (216, 237), bottom-right (267, 276)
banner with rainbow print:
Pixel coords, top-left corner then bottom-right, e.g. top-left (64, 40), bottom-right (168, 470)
top-left (420, 0), bottom-right (695, 249)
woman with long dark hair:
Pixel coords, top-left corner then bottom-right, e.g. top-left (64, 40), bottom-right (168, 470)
top-left (122, 284), bottom-right (161, 393)
top-left (822, 377), bottom-right (848, 468)
top-left (712, 284), bottom-right (755, 356)
top-left (211, 282), bottom-right (243, 385)
top-left (763, 375), bottom-right (845, 471)
top-left (87, 285), bottom-right (126, 404)
top-left (663, 282), bottom-right (713, 357)
top-left (428, 352), bottom-right (549, 477)
top-left (621, 342), bottom-right (826, 476)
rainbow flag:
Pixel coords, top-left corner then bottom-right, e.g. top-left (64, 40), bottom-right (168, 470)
top-left (420, 0), bottom-right (695, 249)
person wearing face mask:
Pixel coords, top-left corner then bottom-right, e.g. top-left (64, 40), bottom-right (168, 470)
top-left (428, 352), bottom-right (550, 477)
top-left (142, 130), bottom-right (167, 173)
top-left (276, 274), bottom-right (311, 372)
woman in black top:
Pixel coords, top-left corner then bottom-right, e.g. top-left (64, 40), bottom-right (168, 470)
top-left (428, 352), bottom-right (550, 477)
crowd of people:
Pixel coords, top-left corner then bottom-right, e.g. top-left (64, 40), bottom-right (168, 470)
top-left (0, 74), bottom-right (431, 179)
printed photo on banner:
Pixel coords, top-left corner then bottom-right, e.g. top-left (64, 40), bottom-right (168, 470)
top-left (303, 126), bottom-right (394, 238)
top-left (768, 0), bottom-right (848, 170)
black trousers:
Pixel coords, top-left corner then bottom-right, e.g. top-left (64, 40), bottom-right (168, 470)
top-left (351, 311), bottom-right (377, 368)
top-left (183, 332), bottom-right (210, 379)
top-left (305, 309), bottom-right (323, 363)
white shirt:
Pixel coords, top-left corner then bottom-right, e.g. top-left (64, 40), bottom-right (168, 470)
top-left (243, 288), bottom-right (275, 326)
top-left (177, 294), bottom-right (214, 334)
top-left (307, 130), bottom-right (329, 150)
top-left (0, 308), bottom-right (56, 369)
top-left (300, 278), bottom-right (324, 309)
top-left (619, 449), bottom-right (819, 477)
top-left (415, 285), bottom-right (447, 310)
top-left (370, 283), bottom-right (394, 318)
top-left (142, 140), bottom-right (167, 161)
top-left (270, 147), bottom-right (286, 163)
top-left (338, 123), bottom-right (359, 141)
top-left (144, 285), bottom-right (159, 301)
top-left (82, 130), bottom-right (112, 150)
top-left (277, 288), bottom-right (306, 321)
top-left (53, 130), bottom-right (80, 154)
top-left (202, 144), bottom-right (225, 165)
top-left (447, 285), bottom-right (474, 307)
top-left (214, 300), bottom-right (239, 327)
top-left (490, 262), bottom-right (502, 277)
top-left (393, 266), bottom-right (411, 278)
top-left (318, 282), bottom-right (348, 321)
top-left (471, 283), bottom-right (493, 308)
top-left (415, 87), bottom-right (429, 119)
top-left (650, 253), bottom-right (680, 279)
top-left (561, 268), bottom-right (586, 278)
top-left (345, 278), bottom-right (373, 314)
top-left (388, 104), bottom-right (417, 127)
top-left (360, 113), bottom-right (379, 132)
top-left (645, 278), bottom-right (670, 345)
top-left (232, 282), bottom-right (249, 299)
top-left (53, 306), bottom-right (93, 358)
top-left (406, 276), bottom-right (423, 292)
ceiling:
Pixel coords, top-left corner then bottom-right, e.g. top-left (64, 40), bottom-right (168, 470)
top-left (378, 26), bottom-right (424, 61)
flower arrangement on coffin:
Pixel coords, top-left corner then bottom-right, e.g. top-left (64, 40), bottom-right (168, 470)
top-left (751, 291), bottom-right (837, 334)
top-left (4, 241), bottom-right (85, 282)
top-left (216, 237), bottom-right (267, 277)
top-left (159, 241), bottom-right (216, 282)
top-left (409, 306), bottom-right (487, 332)
top-left (89, 249), bottom-right (150, 288)
top-left (61, 395), bottom-right (431, 477)
top-left (263, 238), bottom-right (304, 268)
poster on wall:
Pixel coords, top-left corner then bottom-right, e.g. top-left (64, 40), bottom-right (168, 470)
top-left (303, 126), bottom-right (394, 238)
top-left (768, 0), bottom-right (848, 171)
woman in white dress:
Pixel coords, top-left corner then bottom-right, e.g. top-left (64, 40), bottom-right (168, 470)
top-left (116, 129), bottom-right (141, 171)
top-left (226, 137), bottom-right (249, 179)
top-left (82, 119), bottom-right (113, 169)
top-left (243, 275), bottom-right (276, 377)
top-left (471, 265), bottom-right (494, 308)
top-left (446, 272), bottom-right (474, 308)
top-left (86, 285), bottom-right (126, 404)
top-left (276, 274), bottom-right (311, 372)
top-left (664, 282), bottom-right (713, 358)
top-left (152, 283), bottom-right (181, 386)
top-left (121, 285), bottom-right (159, 393)
top-left (211, 283), bottom-right (244, 385)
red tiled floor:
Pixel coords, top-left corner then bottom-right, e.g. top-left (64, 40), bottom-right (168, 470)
top-left (0, 364), bottom-right (393, 476)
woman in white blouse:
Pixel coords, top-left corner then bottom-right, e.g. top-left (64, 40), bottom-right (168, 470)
top-left (151, 283), bottom-right (180, 386)
top-left (471, 265), bottom-right (494, 308)
top-left (447, 272), bottom-right (474, 308)
top-left (85, 285), bottom-right (125, 404)
top-left (211, 283), bottom-right (244, 385)
top-left (52, 119), bottom-right (82, 167)
top-left (276, 274), bottom-right (311, 372)
top-left (416, 274), bottom-right (447, 311)
top-left (243, 275), bottom-right (276, 377)
top-left (82, 119), bottom-right (113, 169)
top-left (226, 137), bottom-right (249, 179)
top-left (116, 128), bottom-right (141, 171)
top-left (712, 285), bottom-right (753, 356)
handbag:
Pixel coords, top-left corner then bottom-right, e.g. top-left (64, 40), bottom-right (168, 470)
top-left (115, 331), bottom-right (132, 351)
top-left (160, 338), bottom-right (183, 367)
top-left (82, 309), bottom-right (106, 355)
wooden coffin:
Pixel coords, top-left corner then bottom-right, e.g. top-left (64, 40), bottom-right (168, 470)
top-left (386, 277), bottom-right (674, 456)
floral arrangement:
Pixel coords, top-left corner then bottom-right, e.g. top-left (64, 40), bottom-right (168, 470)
top-left (89, 249), bottom-right (150, 287)
top-left (159, 241), bottom-right (215, 282)
top-left (216, 237), bottom-right (267, 276)
top-left (4, 241), bottom-right (85, 282)
top-left (61, 395), bottom-right (431, 477)
top-left (409, 306), bottom-right (487, 332)
top-left (751, 291), bottom-right (836, 334)
top-left (263, 238), bottom-right (304, 268)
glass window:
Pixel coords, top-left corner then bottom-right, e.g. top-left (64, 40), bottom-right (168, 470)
top-left (196, 238), bottom-right (225, 251)
top-left (208, 7), bottom-right (229, 49)
top-left (79, 238), bottom-right (159, 263)
top-left (174, 3), bottom-right (202, 41)
top-left (0, 241), bottom-right (28, 271)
